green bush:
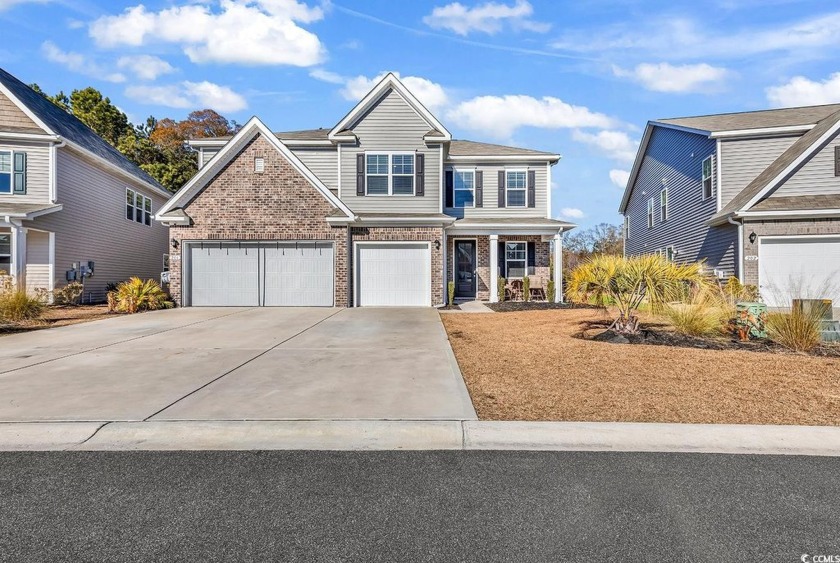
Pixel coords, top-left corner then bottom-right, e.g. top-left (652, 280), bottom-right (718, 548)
top-left (111, 277), bottom-right (172, 314)
top-left (497, 277), bottom-right (506, 302)
top-left (547, 280), bottom-right (556, 303)
top-left (53, 281), bottom-right (84, 305)
top-left (0, 289), bottom-right (44, 322)
top-left (766, 309), bottom-right (822, 353)
top-left (447, 280), bottom-right (455, 305)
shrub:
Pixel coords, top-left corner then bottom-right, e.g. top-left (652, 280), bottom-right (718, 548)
top-left (722, 277), bottom-right (760, 303)
top-left (53, 282), bottom-right (84, 305)
top-left (447, 280), bottom-right (455, 305)
top-left (0, 289), bottom-right (44, 322)
top-left (663, 288), bottom-right (729, 337)
top-left (547, 280), bottom-right (556, 303)
top-left (766, 309), bottom-right (822, 353)
top-left (497, 277), bottom-right (506, 302)
top-left (567, 254), bottom-right (711, 334)
top-left (111, 277), bottom-right (171, 314)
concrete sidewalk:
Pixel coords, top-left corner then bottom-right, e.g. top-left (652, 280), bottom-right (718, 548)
top-left (2, 420), bottom-right (839, 456)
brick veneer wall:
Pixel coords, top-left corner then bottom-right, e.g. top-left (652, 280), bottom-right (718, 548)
top-left (446, 234), bottom-right (550, 301)
top-left (350, 226), bottom-right (445, 306)
top-left (168, 133), bottom-right (349, 306)
top-left (742, 218), bottom-right (840, 287)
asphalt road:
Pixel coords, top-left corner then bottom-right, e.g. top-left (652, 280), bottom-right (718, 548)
top-left (0, 451), bottom-right (836, 562)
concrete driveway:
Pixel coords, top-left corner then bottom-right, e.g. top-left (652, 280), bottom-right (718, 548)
top-left (0, 308), bottom-right (476, 422)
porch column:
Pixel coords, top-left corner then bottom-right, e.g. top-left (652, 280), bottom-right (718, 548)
top-left (489, 234), bottom-right (499, 303)
top-left (9, 224), bottom-right (26, 288)
top-left (553, 232), bottom-right (563, 303)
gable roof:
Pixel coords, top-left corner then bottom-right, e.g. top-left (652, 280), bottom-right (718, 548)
top-left (708, 109), bottom-right (840, 224)
top-left (156, 116), bottom-right (355, 220)
top-left (449, 139), bottom-right (559, 160)
top-left (657, 104), bottom-right (840, 134)
top-left (328, 73), bottom-right (451, 142)
top-left (0, 67), bottom-right (166, 195)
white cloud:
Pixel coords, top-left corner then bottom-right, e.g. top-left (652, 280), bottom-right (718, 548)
top-left (41, 41), bottom-right (125, 83)
top-left (613, 62), bottom-right (730, 93)
top-left (0, 0), bottom-right (49, 11)
top-left (609, 169), bottom-right (631, 189)
top-left (124, 81), bottom-right (247, 112)
top-left (308, 68), bottom-right (344, 85)
top-left (310, 70), bottom-right (450, 113)
top-left (423, 0), bottom-right (549, 36)
top-left (89, 1), bottom-right (325, 67)
top-left (447, 95), bottom-right (615, 138)
top-left (117, 55), bottom-right (176, 81)
top-left (766, 72), bottom-right (840, 107)
top-left (572, 130), bottom-right (638, 164)
top-left (560, 207), bottom-right (585, 219)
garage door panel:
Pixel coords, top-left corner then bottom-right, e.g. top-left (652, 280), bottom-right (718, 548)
top-left (263, 243), bottom-right (334, 307)
top-left (759, 237), bottom-right (840, 308)
top-left (190, 245), bottom-right (259, 306)
top-left (356, 243), bottom-right (430, 307)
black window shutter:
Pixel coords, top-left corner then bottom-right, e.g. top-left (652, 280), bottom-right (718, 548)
top-left (13, 152), bottom-right (26, 194)
top-left (497, 170), bottom-right (505, 208)
top-left (527, 241), bottom-right (536, 276)
top-left (415, 153), bottom-right (425, 196)
top-left (835, 146), bottom-right (840, 177)
top-left (356, 153), bottom-right (365, 196)
top-left (527, 170), bottom-right (536, 208)
top-left (445, 170), bottom-right (454, 207)
top-left (475, 171), bottom-right (483, 207)
top-left (498, 241), bottom-right (506, 278)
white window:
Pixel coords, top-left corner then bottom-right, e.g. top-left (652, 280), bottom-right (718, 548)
top-left (254, 157), bottom-right (265, 173)
top-left (660, 189), bottom-right (668, 221)
top-left (702, 156), bottom-right (713, 199)
top-left (126, 188), bottom-right (152, 226)
top-left (647, 198), bottom-right (654, 228)
top-left (0, 152), bottom-right (10, 194)
top-left (665, 246), bottom-right (675, 261)
top-left (366, 153), bottom-right (414, 195)
top-left (506, 170), bottom-right (527, 207)
top-left (163, 254), bottom-right (170, 272)
top-left (0, 233), bottom-right (10, 275)
top-left (453, 170), bottom-right (475, 208)
top-left (624, 216), bottom-right (630, 240)
top-left (505, 241), bottom-right (527, 278)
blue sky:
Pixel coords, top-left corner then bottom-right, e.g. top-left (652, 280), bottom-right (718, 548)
top-left (2, 0), bottom-right (840, 228)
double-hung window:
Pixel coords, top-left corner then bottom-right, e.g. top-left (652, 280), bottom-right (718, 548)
top-left (624, 216), bottom-right (630, 240)
top-left (453, 170), bottom-right (475, 208)
top-left (366, 153), bottom-right (414, 195)
top-left (0, 151), bottom-right (26, 194)
top-left (0, 233), bottom-right (11, 275)
top-left (702, 156), bottom-right (713, 199)
top-left (505, 242), bottom-right (527, 278)
top-left (660, 189), bottom-right (668, 221)
top-left (506, 170), bottom-right (527, 207)
top-left (0, 152), bottom-right (10, 194)
top-left (647, 199), bottom-right (654, 228)
top-left (126, 188), bottom-right (152, 226)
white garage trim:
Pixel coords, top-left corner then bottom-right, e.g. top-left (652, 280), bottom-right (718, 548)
top-left (354, 241), bottom-right (432, 307)
top-left (758, 234), bottom-right (840, 308)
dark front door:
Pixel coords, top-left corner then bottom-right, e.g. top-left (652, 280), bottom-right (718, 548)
top-left (455, 240), bottom-right (477, 298)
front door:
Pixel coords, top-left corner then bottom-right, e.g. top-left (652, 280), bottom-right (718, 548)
top-left (455, 240), bottom-right (477, 298)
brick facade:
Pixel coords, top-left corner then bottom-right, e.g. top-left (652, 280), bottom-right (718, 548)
top-left (446, 235), bottom-right (550, 301)
top-left (742, 218), bottom-right (840, 287)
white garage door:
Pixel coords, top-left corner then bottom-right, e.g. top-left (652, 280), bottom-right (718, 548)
top-left (759, 236), bottom-right (840, 308)
top-left (356, 243), bottom-right (431, 307)
top-left (188, 241), bottom-right (334, 306)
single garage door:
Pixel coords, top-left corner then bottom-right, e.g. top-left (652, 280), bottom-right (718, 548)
top-left (188, 241), bottom-right (334, 306)
top-left (355, 243), bottom-right (431, 306)
top-left (759, 236), bottom-right (840, 307)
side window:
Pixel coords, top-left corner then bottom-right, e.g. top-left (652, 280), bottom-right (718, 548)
top-left (624, 216), bottom-right (630, 240)
top-left (647, 199), bottom-right (654, 228)
top-left (0, 151), bottom-right (10, 194)
top-left (702, 156), bottom-right (713, 199)
top-left (660, 189), bottom-right (668, 221)
top-left (126, 188), bottom-right (152, 226)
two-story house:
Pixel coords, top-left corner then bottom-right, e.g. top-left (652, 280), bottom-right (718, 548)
top-left (156, 73), bottom-right (572, 307)
top-left (0, 67), bottom-right (170, 301)
top-left (620, 104), bottom-right (840, 309)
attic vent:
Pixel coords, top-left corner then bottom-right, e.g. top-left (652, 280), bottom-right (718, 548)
top-left (255, 157), bottom-right (265, 173)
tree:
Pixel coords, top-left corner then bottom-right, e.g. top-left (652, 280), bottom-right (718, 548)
top-left (566, 254), bottom-right (710, 334)
top-left (563, 223), bottom-right (624, 273)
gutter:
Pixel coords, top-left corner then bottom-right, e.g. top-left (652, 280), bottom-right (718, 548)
top-left (727, 216), bottom-right (744, 282)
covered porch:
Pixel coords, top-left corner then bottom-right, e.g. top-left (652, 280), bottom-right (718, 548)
top-left (444, 218), bottom-right (574, 304)
top-left (1, 203), bottom-right (60, 292)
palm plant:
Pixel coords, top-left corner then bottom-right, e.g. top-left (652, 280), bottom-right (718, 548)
top-left (566, 254), bottom-right (710, 334)
top-left (112, 277), bottom-right (171, 313)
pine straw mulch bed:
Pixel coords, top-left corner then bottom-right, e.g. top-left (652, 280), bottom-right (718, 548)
top-left (485, 301), bottom-right (602, 312)
top-left (0, 305), bottom-right (112, 336)
top-left (441, 308), bottom-right (840, 425)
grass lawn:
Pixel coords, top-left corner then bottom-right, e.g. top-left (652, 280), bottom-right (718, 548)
top-left (442, 308), bottom-right (840, 425)
top-left (0, 305), bottom-right (111, 336)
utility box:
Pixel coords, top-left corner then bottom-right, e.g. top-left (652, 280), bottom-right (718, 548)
top-left (735, 302), bottom-right (768, 340)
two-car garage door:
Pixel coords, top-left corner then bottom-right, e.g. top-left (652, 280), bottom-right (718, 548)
top-left (187, 241), bottom-right (334, 306)
top-left (759, 236), bottom-right (840, 307)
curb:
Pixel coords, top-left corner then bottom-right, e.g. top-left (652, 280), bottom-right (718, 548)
top-left (1, 420), bottom-right (839, 455)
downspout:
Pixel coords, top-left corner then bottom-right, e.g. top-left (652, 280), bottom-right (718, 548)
top-left (49, 137), bottom-right (67, 203)
top-left (727, 215), bottom-right (744, 283)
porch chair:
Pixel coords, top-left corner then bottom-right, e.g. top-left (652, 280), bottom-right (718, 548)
top-left (529, 277), bottom-right (547, 301)
top-left (507, 279), bottom-right (524, 301)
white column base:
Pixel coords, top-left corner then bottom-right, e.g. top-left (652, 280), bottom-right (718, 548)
top-left (489, 234), bottom-right (499, 303)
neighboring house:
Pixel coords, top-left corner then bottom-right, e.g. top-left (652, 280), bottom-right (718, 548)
top-left (620, 104), bottom-right (840, 309)
top-left (0, 68), bottom-right (170, 301)
top-left (157, 73), bottom-right (571, 307)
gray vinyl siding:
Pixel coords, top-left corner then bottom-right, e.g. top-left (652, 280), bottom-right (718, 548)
top-left (624, 126), bottom-right (737, 276)
top-left (769, 133), bottom-right (840, 198)
top-left (339, 88), bottom-right (441, 213)
top-left (198, 146), bottom-right (222, 169)
top-left (291, 147), bottom-right (338, 193)
top-left (719, 135), bottom-right (798, 208)
top-left (443, 160), bottom-right (549, 218)
top-left (25, 228), bottom-right (50, 292)
top-left (0, 140), bottom-right (51, 203)
top-left (30, 147), bottom-right (169, 301)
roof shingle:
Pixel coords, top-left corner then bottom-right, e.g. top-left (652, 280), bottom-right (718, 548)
top-left (657, 104), bottom-right (840, 133)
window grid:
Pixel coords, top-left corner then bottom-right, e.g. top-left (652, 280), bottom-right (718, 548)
top-left (366, 153), bottom-right (414, 195)
top-left (506, 170), bottom-right (527, 207)
top-left (126, 188), bottom-right (152, 226)
top-left (0, 151), bottom-right (10, 194)
top-left (0, 233), bottom-right (11, 276)
top-left (702, 156), bottom-right (713, 200)
top-left (453, 170), bottom-right (475, 208)
top-left (505, 241), bottom-right (527, 279)
top-left (660, 189), bottom-right (668, 221)
top-left (647, 199), bottom-right (654, 229)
